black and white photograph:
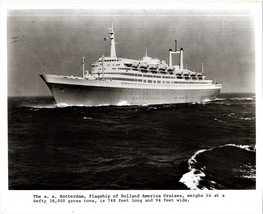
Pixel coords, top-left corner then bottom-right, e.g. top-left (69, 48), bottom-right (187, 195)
top-left (1, 1), bottom-right (262, 214)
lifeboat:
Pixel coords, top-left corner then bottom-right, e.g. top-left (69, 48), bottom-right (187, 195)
top-left (175, 70), bottom-right (183, 75)
top-left (197, 73), bottom-right (204, 80)
top-left (190, 72), bottom-right (197, 77)
top-left (158, 64), bottom-right (167, 71)
top-left (167, 67), bottom-right (175, 74)
top-left (139, 63), bottom-right (148, 69)
top-left (149, 64), bottom-right (157, 70)
top-left (132, 62), bottom-right (139, 67)
top-left (124, 62), bottom-right (132, 67)
top-left (183, 71), bottom-right (190, 76)
top-left (132, 62), bottom-right (139, 70)
top-left (167, 67), bottom-right (175, 71)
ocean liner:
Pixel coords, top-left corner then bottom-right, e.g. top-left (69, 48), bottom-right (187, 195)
top-left (40, 24), bottom-right (222, 106)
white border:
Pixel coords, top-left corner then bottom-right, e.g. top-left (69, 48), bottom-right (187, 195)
top-left (1, 1), bottom-right (262, 214)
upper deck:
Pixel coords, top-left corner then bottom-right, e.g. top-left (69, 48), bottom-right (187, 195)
top-left (84, 24), bottom-right (215, 86)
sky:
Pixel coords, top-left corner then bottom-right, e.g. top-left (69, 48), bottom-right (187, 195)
top-left (7, 9), bottom-right (255, 96)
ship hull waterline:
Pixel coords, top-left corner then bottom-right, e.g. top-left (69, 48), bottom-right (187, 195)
top-left (40, 74), bottom-right (221, 106)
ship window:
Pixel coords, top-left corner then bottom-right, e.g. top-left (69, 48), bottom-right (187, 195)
top-left (148, 80), bottom-right (152, 83)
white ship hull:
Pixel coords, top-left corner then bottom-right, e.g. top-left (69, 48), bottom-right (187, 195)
top-left (40, 74), bottom-right (221, 106)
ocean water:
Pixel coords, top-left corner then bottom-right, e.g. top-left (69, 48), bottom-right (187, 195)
top-left (8, 93), bottom-right (256, 190)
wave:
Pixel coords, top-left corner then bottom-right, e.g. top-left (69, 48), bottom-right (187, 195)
top-left (211, 96), bottom-right (255, 106)
top-left (232, 163), bottom-right (256, 180)
top-left (179, 143), bottom-right (256, 190)
top-left (116, 101), bottom-right (130, 106)
top-left (57, 103), bottom-right (86, 108)
top-left (227, 113), bottom-right (255, 121)
top-left (214, 98), bottom-right (227, 101)
top-left (228, 97), bottom-right (254, 101)
top-left (179, 168), bottom-right (209, 190)
top-left (223, 143), bottom-right (256, 152)
top-left (83, 117), bottom-right (93, 120)
top-left (27, 104), bottom-right (57, 109)
top-left (214, 97), bottom-right (254, 102)
top-left (214, 118), bottom-right (226, 123)
top-left (179, 148), bottom-right (213, 190)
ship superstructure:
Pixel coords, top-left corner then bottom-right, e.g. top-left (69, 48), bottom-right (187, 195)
top-left (40, 24), bottom-right (222, 106)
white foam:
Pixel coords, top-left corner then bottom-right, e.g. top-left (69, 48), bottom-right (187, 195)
top-left (191, 101), bottom-right (201, 105)
top-left (179, 148), bottom-right (212, 189)
top-left (26, 104), bottom-right (57, 109)
top-left (188, 149), bottom-right (203, 169)
top-left (242, 174), bottom-right (256, 179)
top-left (240, 117), bottom-right (254, 121)
top-left (116, 100), bottom-right (130, 106)
top-left (97, 104), bottom-right (110, 106)
top-left (214, 118), bottom-right (226, 123)
top-left (222, 144), bottom-right (256, 152)
top-left (230, 97), bottom-right (254, 101)
top-left (57, 103), bottom-right (89, 107)
top-left (57, 103), bottom-right (70, 108)
top-left (227, 113), bottom-right (254, 121)
top-left (233, 163), bottom-right (256, 180)
top-left (188, 149), bottom-right (210, 167)
top-left (214, 98), bottom-right (227, 101)
top-left (179, 169), bottom-right (207, 190)
top-left (83, 117), bottom-right (93, 120)
top-left (201, 98), bottom-right (212, 103)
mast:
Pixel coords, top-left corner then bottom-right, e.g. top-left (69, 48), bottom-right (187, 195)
top-left (82, 56), bottom-right (85, 78)
top-left (109, 23), bottom-right (117, 58)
